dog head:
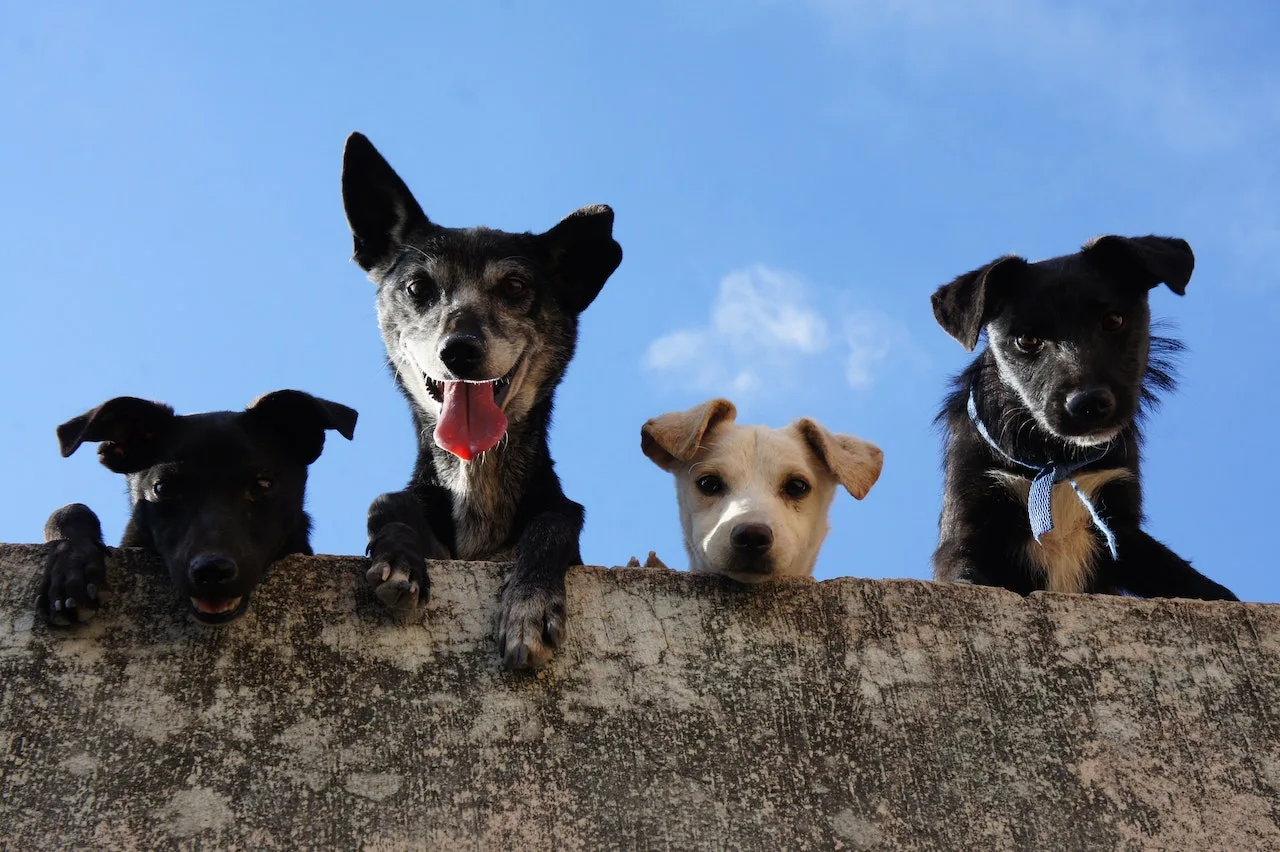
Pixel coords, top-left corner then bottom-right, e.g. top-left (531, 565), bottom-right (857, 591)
top-left (932, 235), bottom-right (1193, 446)
top-left (642, 399), bottom-right (883, 583)
top-left (56, 391), bottom-right (357, 623)
top-left (341, 132), bottom-right (623, 461)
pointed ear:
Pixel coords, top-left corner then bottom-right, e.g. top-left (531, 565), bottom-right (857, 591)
top-left (56, 397), bottom-right (176, 474)
top-left (1083, 235), bottom-right (1194, 296)
top-left (246, 390), bottom-right (358, 465)
top-left (641, 398), bottom-right (737, 471)
top-left (542, 204), bottom-right (623, 314)
top-left (793, 419), bottom-right (883, 500)
top-left (341, 132), bottom-right (431, 272)
top-left (931, 255), bottom-right (1028, 351)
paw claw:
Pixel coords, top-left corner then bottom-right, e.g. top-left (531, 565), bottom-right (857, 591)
top-left (497, 584), bottom-right (566, 671)
top-left (373, 568), bottom-right (421, 616)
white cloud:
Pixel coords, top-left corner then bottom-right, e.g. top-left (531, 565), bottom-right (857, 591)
top-left (843, 310), bottom-right (894, 390)
top-left (643, 264), bottom-right (904, 396)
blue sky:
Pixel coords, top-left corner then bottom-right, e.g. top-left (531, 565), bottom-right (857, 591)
top-left (3, 1), bottom-right (1278, 601)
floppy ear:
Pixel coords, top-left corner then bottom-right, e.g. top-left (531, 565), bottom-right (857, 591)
top-left (793, 419), bottom-right (883, 500)
top-left (1083, 235), bottom-right (1194, 296)
top-left (640, 398), bottom-right (737, 471)
top-left (56, 397), bottom-right (177, 474)
top-left (246, 390), bottom-right (358, 465)
top-left (931, 255), bottom-right (1028, 351)
top-left (341, 132), bottom-right (432, 272)
top-left (542, 204), bottom-right (623, 314)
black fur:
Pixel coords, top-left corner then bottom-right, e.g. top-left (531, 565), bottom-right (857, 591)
top-left (341, 132), bottom-right (622, 669)
top-left (38, 391), bottom-right (357, 625)
top-left (931, 235), bottom-right (1236, 600)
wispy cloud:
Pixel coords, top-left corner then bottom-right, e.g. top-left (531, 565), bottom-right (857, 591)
top-left (643, 264), bottom-right (906, 396)
top-left (805, 0), bottom-right (1280, 280)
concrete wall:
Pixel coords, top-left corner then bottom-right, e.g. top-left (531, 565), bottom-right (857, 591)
top-left (2, 543), bottom-right (1279, 850)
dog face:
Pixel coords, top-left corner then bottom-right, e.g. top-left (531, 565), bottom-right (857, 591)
top-left (931, 235), bottom-right (1193, 446)
top-left (642, 399), bottom-right (883, 583)
top-left (56, 391), bottom-right (357, 623)
top-left (341, 132), bottom-right (622, 461)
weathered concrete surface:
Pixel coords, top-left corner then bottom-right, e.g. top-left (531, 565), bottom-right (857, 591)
top-left (2, 544), bottom-right (1279, 851)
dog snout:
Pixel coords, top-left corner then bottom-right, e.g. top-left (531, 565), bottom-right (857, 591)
top-left (1064, 387), bottom-right (1116, 427)
top-left (440, 333), bottom-right (486, 378)
top-left (188, 554), bottom-right (239, 587)
top-left (730, 522), bottom-right (774, 553)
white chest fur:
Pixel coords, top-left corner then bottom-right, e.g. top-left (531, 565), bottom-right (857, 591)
top-left (441, 458), bottom-right (519, 561)
top-left (989, 468), bottom-right (1133, 593)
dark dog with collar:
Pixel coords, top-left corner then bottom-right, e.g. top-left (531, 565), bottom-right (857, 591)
top-left (341, 132), bottom-right (622, 669)
top-left (931, 234), bottom-right (1236, 600)
top-left (37, 391), bottom-right (358, 624)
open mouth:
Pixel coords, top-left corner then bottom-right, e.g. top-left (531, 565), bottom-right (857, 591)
top-left (188, 595), bottom-right (247, 624)
top-left (424, 356), bottom-right (527, 461)
top-left (423, 357), bottom-right (522, 409)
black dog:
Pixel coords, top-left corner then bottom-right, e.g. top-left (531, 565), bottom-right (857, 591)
top-left (341, 132), bottom-right (622, 669)
top-left (38, 391), bottom-right (357, 625)
top-left (931, 234), bottom-right (1236, 600)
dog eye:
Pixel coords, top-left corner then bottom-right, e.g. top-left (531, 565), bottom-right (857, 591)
top-left (784, 478), bottom-right (811, 499)
top-left (152, 479), bottom-right (172, 499)
top-left (499, 277), bottom-right (527, 299)
top-left (1015, 334), bottom-right (1044, 353)
top-left (1102, 312), bottom-right (1125, 332)
top-left (695, 474), bottom-right (725, 496)
top-left (405, 277), bottom-right (434, 300)
top-left (248, 477), bottom-right (274, 499)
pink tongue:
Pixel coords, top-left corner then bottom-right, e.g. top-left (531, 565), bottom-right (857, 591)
top-left (434, 381), bottom-right (508, 460)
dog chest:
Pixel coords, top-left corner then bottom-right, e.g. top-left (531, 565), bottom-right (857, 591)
top-left (989, 468), bottom-right (1133, 593)
top-left (443, 461), bottom-right (520, 561)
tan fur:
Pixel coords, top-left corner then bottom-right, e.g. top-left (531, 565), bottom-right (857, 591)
top-left (643, 400), bottom-right (883, 581)
top-left (641, 398), bottom-right (737, 471)
top-left (792, 419), bottom-right (884, 499)
top-left (991, 468), bottom-right (1134, 592)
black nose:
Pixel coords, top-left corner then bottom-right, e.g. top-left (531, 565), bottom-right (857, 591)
top-left (1065, 387), bottom-right (1116, 426)
top-left (440, 334), bottom-right (486, 378)
top-left (730, 523), bottom-right (774, 553)
top-left (189, 555), bottom-right (238, 586)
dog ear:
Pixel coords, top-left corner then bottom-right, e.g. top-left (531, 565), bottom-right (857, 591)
top-left (793, 419), bottom-right (884, 500)
top-left (56, 397), bottom-right (177, 474)
top-left (931, 255), bottom-right (1028, 351)
top-left (341, 132), bottom-right (432, 272)
top-left (640, 398), bottom-right (737, 471)
top-left (542, 204), bottom-right (623, 314)
top-left (246, 390), bottom-right (358, 465)
top-left (1083, 235), bottom-right (1194, 295)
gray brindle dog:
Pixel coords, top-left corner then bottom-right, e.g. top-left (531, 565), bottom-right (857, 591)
top-left (341, 132), bottom-right (623, 669)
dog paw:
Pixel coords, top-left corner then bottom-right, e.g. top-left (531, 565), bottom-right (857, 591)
top-left (364, 523), bottom-right (433, 617)
top-left (497, 581), bottom-right (566, 670)
top-left (365, 556), bottom-right (429, 616)
top-left (37, 539), bottom-right (107, 626)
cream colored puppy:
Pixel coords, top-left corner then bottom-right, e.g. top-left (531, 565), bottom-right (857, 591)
top-left (641, 398), bottom-right (883, 583)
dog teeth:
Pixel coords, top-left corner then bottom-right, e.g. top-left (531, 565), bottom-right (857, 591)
top-left (423, 374), bottom-right (444, 402)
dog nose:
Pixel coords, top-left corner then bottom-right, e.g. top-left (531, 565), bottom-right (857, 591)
top-left (730, 523), bottom-right (774, 553)
top-left (440, 334), bottom-right (486, 378)
top-left (1065, 387), bottom-right (1116, 425)
top-left (189, 555), bottom-right (238, 586)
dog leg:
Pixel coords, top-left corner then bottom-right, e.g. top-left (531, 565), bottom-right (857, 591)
top-left (365, 490), bottom-right (449, 616)
top-left (37, 503), bottom-right (108, 625)
top-left (1108, 530), bottom-right (1239, 601)
top-left (497, 497), bottom-right (584, 670)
